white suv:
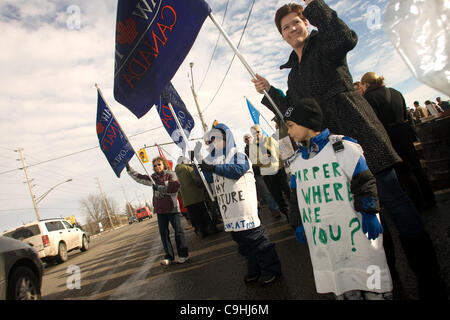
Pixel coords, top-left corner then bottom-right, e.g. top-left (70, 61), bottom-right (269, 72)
top-left (2, 218), bottom-right (89, 264)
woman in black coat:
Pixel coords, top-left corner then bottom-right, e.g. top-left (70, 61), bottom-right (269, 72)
top-left (361, 72), bottom-right (436, 210)
top-left (252, 0), bottom-right (446, 299)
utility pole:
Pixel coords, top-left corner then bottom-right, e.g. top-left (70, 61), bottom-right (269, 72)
top-left (135, 191), bottom-right (142, 207)
top-left (121, 185), bottom-right (134, 217)
top-left (95, 177), bottom-right (115, 229)
top-left (189, 62), bottom-right (208, 133)
top-left (16, 148), bottom-right (41, 221)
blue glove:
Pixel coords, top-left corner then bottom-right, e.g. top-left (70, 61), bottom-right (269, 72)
top-left (295, 225), bottom-right (307, 244)
top-left (361, 212), bottom-right (383, 240)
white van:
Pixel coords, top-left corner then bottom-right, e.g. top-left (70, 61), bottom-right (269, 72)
top-left (2, 218), bottom-right (89, 264)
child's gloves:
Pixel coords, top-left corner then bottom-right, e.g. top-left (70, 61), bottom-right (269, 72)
top-left (361, 212), bottom-right (383, 240)
top-left (295, 225), bottom-right (307, 244)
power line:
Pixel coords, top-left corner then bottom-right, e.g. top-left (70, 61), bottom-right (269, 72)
top-left (0, 125), bottom-right (164, 176)
top-left (202, 0), bottom-right (257, 114)
top-left (197, 0), bottom-right (231, 91)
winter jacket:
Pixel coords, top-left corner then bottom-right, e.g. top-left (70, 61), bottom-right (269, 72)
top-left (364, 85), bottom-right (421, 171)
top-left (248, 136), bottom-right (282, 176)
top-left (261, 0), bottom-right (400, 174)
top-left (127, 167), bottom-right (180, 214)
top-left (175, 163), bottom-right (206, 207)
top-left (201, 123), bottom-right (260, 232)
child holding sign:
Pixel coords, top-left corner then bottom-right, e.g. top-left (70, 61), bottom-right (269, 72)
top-left (285, 98), bottom-right (392, 300)
top-left (198, 123), bottom-right (282, 285)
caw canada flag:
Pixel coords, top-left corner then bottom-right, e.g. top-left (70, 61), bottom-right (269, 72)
top-left (114, 0), bottom-right (211, 118)
top-left (96, 88), bottom-right (134, 178)
top-left (157, 82), bottom-right (195, 154)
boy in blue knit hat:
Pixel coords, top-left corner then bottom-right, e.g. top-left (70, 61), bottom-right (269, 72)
top-left (285, 98), bottom-right (393, 300)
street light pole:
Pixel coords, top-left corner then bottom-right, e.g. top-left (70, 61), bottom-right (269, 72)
top-left (35, 179), bottom-right (73, 204)
top-left (189, 62), bottom-right (208, 133)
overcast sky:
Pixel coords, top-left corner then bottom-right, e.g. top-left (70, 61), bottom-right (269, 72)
top-left (0, 0), bottom-right (447, 233)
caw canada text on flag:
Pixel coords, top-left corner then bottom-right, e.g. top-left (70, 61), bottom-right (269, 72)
top-left (114, 0), bottom-right (211, 118)
top-left (157, 82), bottom-right (195, 153)
top-left (96, 90), bottom-right (135, 178)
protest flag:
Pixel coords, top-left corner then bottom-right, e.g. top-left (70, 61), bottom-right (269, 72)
top-left (157, 82), bottom-right (195, 154)
top-left (114, 0), bottom-right (211, 118)
top-left (246, 97), bottom-right (260, 125)
top-left (245, 97), bottom-right (274, 136)
top-left (96, 85), bottom-right (135, 178)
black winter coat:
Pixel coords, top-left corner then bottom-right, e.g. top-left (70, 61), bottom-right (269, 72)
top-left (364, 85), bottom-right (421, 171)
top-left (262, 0), bottom-right (400, 174)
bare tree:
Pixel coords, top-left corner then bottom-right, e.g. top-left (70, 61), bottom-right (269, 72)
top-left (80, 194), bottom-right (121, 229)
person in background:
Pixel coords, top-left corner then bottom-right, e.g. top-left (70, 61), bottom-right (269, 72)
top-left (175, 156), bottom-right (218, 238)
top-left (361, 72), bottom-right (437, 211)
top-left (244, 133), bottom-right (282, 219)
top-left (353, 81), bottom-right (364, 95)
top-left (413, 101), bottom-right (429, 120)
top-left (248, 124), bottom-right (290, 222)
top-left (424, 100), bottom-right (443, 116)
top-left (436, 97), bottom-right (450, 112)
top-left (126, 157), bottom-right (189, 266)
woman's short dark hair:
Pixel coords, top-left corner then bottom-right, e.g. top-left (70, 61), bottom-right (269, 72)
top-left (275, 3), bottom-right (307, 34)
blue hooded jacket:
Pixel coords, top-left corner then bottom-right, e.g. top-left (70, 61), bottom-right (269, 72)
top-left (202, 123), bottom-right (250, 181)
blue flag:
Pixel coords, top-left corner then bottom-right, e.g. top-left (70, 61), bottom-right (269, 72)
top-left (114, 0), bottom-right (211, 118)
top-left (96, 89), bottom-right (135, 178)
top-left (157, 82), bottom-right (195, 153)
top-left (246, 98), bottom-right (268, 136)
top-left (246, 97), bottom-right (260, 125)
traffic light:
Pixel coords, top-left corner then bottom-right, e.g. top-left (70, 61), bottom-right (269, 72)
top-left (138, 148), bottom-right (148, 163)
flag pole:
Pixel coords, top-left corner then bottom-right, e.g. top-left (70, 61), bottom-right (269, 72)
top-left (95, 83), bottom-right (155, 184)
top-left (167, 103), bottom-right (215, 203)
top-left (208, 13), bottom-right (285, 121)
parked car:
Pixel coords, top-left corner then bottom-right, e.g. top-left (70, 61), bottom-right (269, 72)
top-left (136, 207), bottom-right (152, 222)
top-left (2, 218), bottom-right (90, 264)
top-left (0, 236), bottom-right (43, 300)
top-left (128, 216), bottom-right (138, 224)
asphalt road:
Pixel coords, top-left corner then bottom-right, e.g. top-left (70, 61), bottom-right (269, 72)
top-left (41, 192), bottom-right (450, 301)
